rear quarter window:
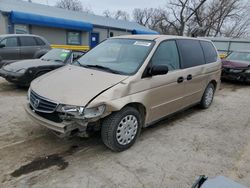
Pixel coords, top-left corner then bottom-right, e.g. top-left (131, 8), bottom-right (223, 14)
top-left (177, 39), bottom-right (205, 68)
top-left (19, 36), bottom-right (37, 46)
top-left (200, 41), bottom-right (218, 63)
top-left (34, 37), bottom-right (46, 46)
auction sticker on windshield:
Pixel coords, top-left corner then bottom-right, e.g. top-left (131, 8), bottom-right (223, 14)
top-left (133, 41), bottom-right (152, 47)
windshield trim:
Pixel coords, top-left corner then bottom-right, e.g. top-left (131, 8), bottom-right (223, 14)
top-left (75, 38), bottom-right (156, 76)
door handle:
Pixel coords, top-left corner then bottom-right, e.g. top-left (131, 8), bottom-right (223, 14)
top-left (187, 74), bottom-right (192, 81)
top-left (177, 76), bottom-right (184, 83)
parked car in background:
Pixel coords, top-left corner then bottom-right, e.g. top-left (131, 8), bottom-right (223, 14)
top-left (0, 34), bottom-right (51, 67)
top-left (0, 48), bottom-right (85, 87)
top-left (221, 51), bottom-right (250, 83)
top-left (25, 35), bottom-right (221, 151)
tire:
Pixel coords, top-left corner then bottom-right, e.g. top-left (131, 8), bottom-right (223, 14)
top-left (200, 83), bottom-right (215, 109)
top-left (101, 106), bottom-right (142, 152)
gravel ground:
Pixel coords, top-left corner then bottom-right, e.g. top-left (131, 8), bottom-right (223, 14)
top-left (0, 77), bottom-right (249, 188)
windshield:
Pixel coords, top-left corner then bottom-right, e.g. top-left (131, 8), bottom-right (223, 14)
top-left (227, 52), bottom-right (250, 62)
top-left (76, 39), bottom-right (154, 75)
top-left (41, 49), bottom-right (71, 63)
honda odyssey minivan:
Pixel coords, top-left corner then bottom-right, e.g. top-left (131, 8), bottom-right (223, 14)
top-left (25, 35), bottom-right (221, 151)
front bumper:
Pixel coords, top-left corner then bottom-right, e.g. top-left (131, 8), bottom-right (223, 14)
top-left (0, 69), bottom-right (29, 85)
top-left (25, 104), bottom-right (88, 135)
top-left (221, 68), bottom-right (250, 82)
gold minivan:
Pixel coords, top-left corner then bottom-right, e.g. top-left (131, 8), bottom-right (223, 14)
top-left (26, 35), bottom-right (221, 151)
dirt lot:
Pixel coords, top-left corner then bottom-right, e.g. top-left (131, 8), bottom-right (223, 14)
top-left (0, 77), bottom-right (249, 188)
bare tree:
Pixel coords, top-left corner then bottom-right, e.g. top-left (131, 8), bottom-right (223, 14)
top-left (103, 10), bottom-right (130, 21)
top-left (103, 10), bottom-right (113, 18)
top-left (133, 8), bottom-right (173, 34)
top-left (165, 0), bottom-right (208, 36)
top-left (190, 0), bottom-right (250, 37)
top-left (56, 0), bottom-right (83, 12)
top-left (133, 0), bottom-right (250, 37)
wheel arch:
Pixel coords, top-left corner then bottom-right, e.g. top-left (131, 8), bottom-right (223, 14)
top-left (209, 80), bottom-right (217, 90)
top-left (122, 102), bottom-right (147, 126)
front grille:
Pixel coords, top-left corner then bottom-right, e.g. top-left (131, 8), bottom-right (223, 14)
top-left (30, 90), bottom-right (58, 113)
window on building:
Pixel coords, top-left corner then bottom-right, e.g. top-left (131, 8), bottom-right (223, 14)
top-left (151, 40), bottom-right (180, 71)
top-left (110, 32), bottom-right (114, 37)
top-left (177, 39), bottom-right (205, 68)
top-left (14, 24), bottom-right (28, 34)
top-left (0, 37), bottom-right (18, 47)
top-left (19, 36), bottom-right (37, 46)
top-left (67, 31), bottom-right (81, 45)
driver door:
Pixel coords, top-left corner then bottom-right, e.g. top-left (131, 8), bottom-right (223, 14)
top-left (0, 37), bottom-right (20, 62)
top-left (146, 40), bottom-right (187, 122)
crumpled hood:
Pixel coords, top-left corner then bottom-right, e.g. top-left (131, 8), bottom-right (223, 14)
top-left (3, 59), bottom-right (60, 72)
top-left (30, 65), bottom-right (128, 106)
top-left (222, 60), bottom-right (250, 69)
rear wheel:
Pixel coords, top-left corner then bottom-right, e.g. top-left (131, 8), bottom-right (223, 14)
top-left (200, 83), bottom-right (215, 109)
top-left (101, 106), bottom-right (142, 152)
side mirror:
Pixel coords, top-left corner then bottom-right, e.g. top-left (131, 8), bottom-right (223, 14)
top-left (149, 65), bottom-right (169, 76)
top-left (0, 44), bottom-right (5, 48)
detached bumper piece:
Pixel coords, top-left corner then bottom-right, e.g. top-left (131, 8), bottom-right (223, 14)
top-left (25, 104), bottom-right (89, 137)
top-left (192, 175), bottom-right (247, 188)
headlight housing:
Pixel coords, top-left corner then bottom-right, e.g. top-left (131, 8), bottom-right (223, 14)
top-left (229, 69), bottom-right (243, 73)
top-left (84, 105), bottom-right (106, 119)
top-left (27, 87), bottom-right (31, 101)
top-left (16, 68), bottom-right (26, 74)
top-left (60, 105), bottom-right (84, 116)
top-left (245, 69), bottom-right (250, 73)
top-left (58, 104), bottom-right (106, 119)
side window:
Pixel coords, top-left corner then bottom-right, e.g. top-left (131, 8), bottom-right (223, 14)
top-left (19, 36), bottom-right (37, 46)
top-left (34, 37), bottom-right (46, 46)
top-left (151, 40), bottom-right (180, 71)
top-left (200, 41), bottom-right (218, 63)
top-left (0, 37), bottom-right (18, 47)
top-left (177, 39), bottom-right (205, 68)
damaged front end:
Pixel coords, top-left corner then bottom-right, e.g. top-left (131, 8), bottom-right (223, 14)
top-left (26, 89), bottom-right (106, 138)
top-left (221, 67), bottom-right (250, 82)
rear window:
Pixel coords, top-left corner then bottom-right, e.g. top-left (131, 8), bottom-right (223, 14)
top-left (200, 41), bottom-right (218, 63)
top-left (34, 37), bottom-right (46, 46)
top-left (177, 39), bottom-right (205, 68)
top-left (19, 36), bottom-right (37, 46)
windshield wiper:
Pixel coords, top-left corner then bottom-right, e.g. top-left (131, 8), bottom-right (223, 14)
top-left (81, 64), bottom-right (123, 74)
top-left (53, 59), bottom-right (63, 62)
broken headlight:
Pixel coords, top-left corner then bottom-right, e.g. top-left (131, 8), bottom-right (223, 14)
top-left (58, 104), bottom-right (106, 119)
top-left (59, 105), bottom-right (84, 117)
top-left (84, 104), bottom-right (106, 119)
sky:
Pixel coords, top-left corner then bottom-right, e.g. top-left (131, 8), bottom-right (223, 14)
top-left (29, 0), bottom-right (167, 16)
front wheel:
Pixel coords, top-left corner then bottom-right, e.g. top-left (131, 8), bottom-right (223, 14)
top-left (101, 107), bottom-right (142, 152)
top-left (200, 83), bottom-right (215, 109)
